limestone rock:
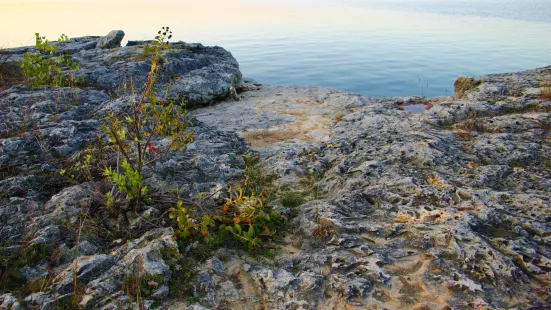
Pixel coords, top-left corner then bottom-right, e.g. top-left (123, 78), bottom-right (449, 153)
top-left (52, 254), bottom-right (115, 294)
top-left (96, 30), bottom-right (125, 49)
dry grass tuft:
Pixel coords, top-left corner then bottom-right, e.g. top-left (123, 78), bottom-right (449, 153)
top-left (334, 113), bottom-right (345, 124)
top-left (427, 175), bottom-right (444, 186)
top-left (455, 131), bottom-right (473, 141)
top-left (312, 220), bottom-right (336, 239)
top-left (454, 77), bottom-right (481, 98)
top-left (541, 80), bottom-right (551, 100)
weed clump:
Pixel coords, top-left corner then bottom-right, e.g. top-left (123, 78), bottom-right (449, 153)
top-left (168, 152), bottom-right (295, 253)
top-left (169, 179), bottom-right (283, 253)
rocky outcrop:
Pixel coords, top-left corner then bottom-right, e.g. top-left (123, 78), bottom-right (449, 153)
top-left (0, 32), bottom-right (550, 309)
top-left (1, 30), bottom-right (242, 106)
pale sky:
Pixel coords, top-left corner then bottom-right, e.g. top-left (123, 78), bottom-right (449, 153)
top-left (0, 0), bottom-right (370, 47)
top-left (1, 0), bottom-right (548, 48)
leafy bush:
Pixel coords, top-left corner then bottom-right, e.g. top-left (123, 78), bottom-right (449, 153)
top-left (19, 33), bottom-right (80, 88)
top-left (19, 52), bottom-right (58, 87)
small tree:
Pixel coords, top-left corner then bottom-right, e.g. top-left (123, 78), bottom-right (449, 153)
top-left (103, 27), bottom-right (194, 211)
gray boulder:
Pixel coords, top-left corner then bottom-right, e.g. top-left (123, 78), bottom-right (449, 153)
top-left (96, 30), bottom-right (125, 49)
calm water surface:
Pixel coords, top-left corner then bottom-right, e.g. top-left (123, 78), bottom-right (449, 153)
top-left (1, 0), bottom-right (550, 96)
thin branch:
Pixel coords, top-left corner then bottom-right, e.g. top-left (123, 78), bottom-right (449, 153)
top-left (108, 126), bottom-right (133, 169)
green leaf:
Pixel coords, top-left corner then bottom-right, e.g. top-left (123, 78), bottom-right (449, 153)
top-left (247, 225), bottom-right (255, 239)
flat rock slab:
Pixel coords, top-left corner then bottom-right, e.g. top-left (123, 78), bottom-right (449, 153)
top-left (191, 67), bottom-right (551, 309)
top-left (193, 84), bottom-right (376, 155)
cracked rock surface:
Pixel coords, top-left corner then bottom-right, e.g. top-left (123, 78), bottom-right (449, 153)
top-left (193, 66), bottom-right (551, 309)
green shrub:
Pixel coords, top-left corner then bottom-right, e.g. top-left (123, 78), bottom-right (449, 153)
top-left (19, 33), bottom-right (80, 88)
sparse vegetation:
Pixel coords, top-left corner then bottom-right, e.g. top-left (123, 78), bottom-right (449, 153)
top-left (300, 170), bottom-right (324, 200)
top-left (312, 219), bottom-right (336, 240)
top-left (509, 74), bottom-right (522, 96)
top-left (19, 33), bottom-right (81, 88)
top-left (280, 191), bottom-right (307, 208)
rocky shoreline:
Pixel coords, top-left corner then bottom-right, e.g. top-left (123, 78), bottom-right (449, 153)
top-left (1, 31), bottom-right (550, 309)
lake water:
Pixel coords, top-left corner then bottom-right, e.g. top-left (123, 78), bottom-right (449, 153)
top-left (1, 0), bottom-right (550, 97)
